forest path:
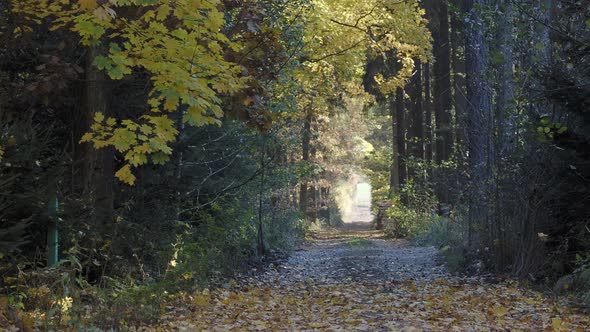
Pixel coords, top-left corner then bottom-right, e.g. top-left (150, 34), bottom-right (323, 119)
top-left (159, 223), bottom-right (590, 331)
top-left (262, 222), bottom-right (448, 284)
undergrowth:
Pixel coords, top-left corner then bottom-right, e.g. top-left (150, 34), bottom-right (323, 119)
top-left (1, 202), bottom-right (306, 330)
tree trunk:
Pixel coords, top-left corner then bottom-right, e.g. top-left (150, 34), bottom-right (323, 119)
top-left (408, 59), bottom-right (424, 178)
top-left (389, 95), bottom-right (400, 197)
top-left (465, 0), bottom-right (491, 247)
top-left (424, 62), bottom-right (433, 162)
top-left (308, 122), bottom-right (318, 220)
top-left (432, 0), bottom-right (453, 164)
top-left (492, 0), bottom-right (515, 269)
top-left (451, 0), bottom-right (467, 146)
top-left (495, 0), bottom-right (515, 159)
top-left (300, 112), bottom-right (312, 215)
top-left (395, 87), bottom-right (407, 189)
top-left (85, 46), bottom-right (114, 234)
top-left (257, 135), bottom-right (266, 256)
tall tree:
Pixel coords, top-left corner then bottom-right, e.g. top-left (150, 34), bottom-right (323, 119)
top-left (424, 62), bottom-right (433, 162)
top-left (300, 111), bottom-right (312, 215)
top-left (465, 0), bottom-right (491, 245)
top-left (408, 59), bottom-right (424, 179)
top-left (451, 0), bottom-right (468, 146)
top-left (85, 46), bottom-right (115, 232)
top-left (431, 0), bottom-right (453, 164)
top-left (396, 87), bottom-right (407, 189)
top-left (494, 0), bottom-right (515, 156)
top-left (389, 94), bottom-right (400, 197)
top-left (491, 0), bottom-right (515, 269)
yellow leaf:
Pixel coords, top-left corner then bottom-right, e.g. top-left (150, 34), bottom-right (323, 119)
top-left (163, 97), bottom-right (178, 111)
top-left (492, 305), bottom-right (508, 317)
top-left (79, 0), bottom-right (98, 11)
top-left (94, 112), bottom-right (105, 123)
top-left (194, 294), bottom-right (209, 307)
top-left (552, 317), bottom-right (562, 331)
top-left (308, 322), bottom-right (324, 328)
top-left (80, 132), bottom-right (93, 143)
top-left (115, 164), bottom-right (136, 185)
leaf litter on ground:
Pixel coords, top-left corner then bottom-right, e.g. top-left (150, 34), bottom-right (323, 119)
top-left (146, 224), bottom-right (589, 331)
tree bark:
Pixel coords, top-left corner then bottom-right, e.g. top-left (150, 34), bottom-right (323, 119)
top-left (395, 87), bottom-right (407, 189)
top-left (389, 94), bottom-right (400, 197)
top-left (85, 46), bottom-right (114, 233)
top-left (299, 112), bottom-right (311, 215)
top-left (432, 0), bottom-right (453, 163)
top-left (308, 143), bottom-right (317, 220)
top-left (257, 135), bottom-right (266, 256)
top-left (409, 59), bottom-right (424, 173)
top-left (424, 62), bottom-right (433, 162)
top-left (451, 0), bottom-right (468, 146)
top-left (492, 0), bottom-right (515, 269)
top-left (416, 61), bottom-right (424, 161)
top-left (465, 0), bottom-right (491, 247)
top-left (495, 0), bottom-right (515, 156)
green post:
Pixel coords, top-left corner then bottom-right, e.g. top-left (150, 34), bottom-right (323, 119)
top-left (47, 192), bottom-right (59, 267)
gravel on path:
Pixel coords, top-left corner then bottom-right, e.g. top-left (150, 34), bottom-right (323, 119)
top-left (255, 222), bottom-right (449, 285)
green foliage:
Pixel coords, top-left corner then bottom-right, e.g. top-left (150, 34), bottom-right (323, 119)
top-left (363, 148), bottom-right (392, 204)
top-left (382, 198), bottom-right (430, 238)
top-left (170, 201), bottom-right (257, 288)
top-left (412, 216), bottom-right (463, 249)
top-left (400, 177), bottom-right (438, 213)
top-left (536, 117), bottom-right (568, 142)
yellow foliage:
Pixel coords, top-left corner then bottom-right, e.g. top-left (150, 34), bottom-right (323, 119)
top-left (13, 0), bottom-right (247, 184)
top-left (300, 0), bottom-right (431, 90)
top-left (291, 0), bottom-right (431, 121)
top-left (78, 0), bottom-right (98, 11)
top-left (115, 164), bottom-right (136, 185)
top-left (12, 0), bottom-right (430, 184)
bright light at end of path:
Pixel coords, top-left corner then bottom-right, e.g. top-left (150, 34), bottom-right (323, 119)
top-left (356, 183), bottom-right (371, 204)
top-left (351, 182), bottom-right (372, 223)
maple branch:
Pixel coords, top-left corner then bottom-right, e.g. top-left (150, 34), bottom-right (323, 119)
top-left (304, 38), bottom-right (367, 63)
top-left (329, 18), bottom-right (368, 34)
top-left (353, 5), bottom-right (378, 28)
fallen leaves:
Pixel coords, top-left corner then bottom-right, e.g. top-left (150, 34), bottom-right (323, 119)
top-left (145, 225), bottom-right (590, 330)
top-left (152, 278), bottom-right (590, 331)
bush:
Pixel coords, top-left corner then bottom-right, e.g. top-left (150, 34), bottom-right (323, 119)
top-left (383, 204), bottom-right (421, 238)
top-left (412, 216), bottom-right (463, 248)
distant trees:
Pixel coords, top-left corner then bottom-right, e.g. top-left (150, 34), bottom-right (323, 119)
top-left (365, 0), bottom-right (590, 283)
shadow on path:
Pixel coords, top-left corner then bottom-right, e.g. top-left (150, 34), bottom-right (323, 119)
top-left (266, 222), bottom-right (448, 284)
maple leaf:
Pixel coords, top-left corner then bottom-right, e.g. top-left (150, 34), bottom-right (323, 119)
top-left (79, 0), bottom-right (98, 11)
top-left (492, 305), bottom-right (508, 317)
top-left (115, 164), bottom-right (136, 185)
